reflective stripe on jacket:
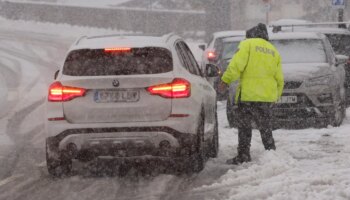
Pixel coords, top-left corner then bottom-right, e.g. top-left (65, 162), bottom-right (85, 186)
top-left (221, 38), bottom-right (284, 103)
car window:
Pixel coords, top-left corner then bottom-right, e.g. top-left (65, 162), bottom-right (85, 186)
top-left (62, 47), bottom-right (172, 76)
top-left (176, 41), bottom-right (200, 76)
top-left (175, 42), bottom-right (192, 72)
top-left (325, 34), bottom-right (350, 56)
top-left (213, 38), bottom-right (224, 54)
top-left (323, 37), bottom-right (337, 64)
top-left (221, 41), bottom-right (240, 61)
top-left (181, 42), bottom-right (203, 76)
top-left (207, 36), bottom-right (214, 46)
top-left (271, 39), bottom-right (327, 64)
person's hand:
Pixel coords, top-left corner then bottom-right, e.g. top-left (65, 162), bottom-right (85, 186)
top-left (218, 81), bottom-right (228, 93)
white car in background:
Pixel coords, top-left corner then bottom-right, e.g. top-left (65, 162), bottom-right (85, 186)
top-left (200, 31), bottom-right (245, 100)
top-left (45, 34), bottom-right (219, 176)
top-left (200, 30), bottom-right (246, 67)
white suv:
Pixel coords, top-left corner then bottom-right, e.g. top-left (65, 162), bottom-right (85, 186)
top-left (45, 34), bottom-right (219, 176)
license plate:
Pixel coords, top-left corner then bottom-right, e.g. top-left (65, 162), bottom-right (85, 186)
top-left (94, 90), bottom-right (140, 103)
top-left (277, 96), bottom-right (297, 104)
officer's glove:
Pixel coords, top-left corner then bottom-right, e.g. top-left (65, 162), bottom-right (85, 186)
top-left (218, 81), bottom-right (228, 93)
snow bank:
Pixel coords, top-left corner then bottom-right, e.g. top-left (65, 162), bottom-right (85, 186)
top-left (0, 17), bottom-right (131, 39)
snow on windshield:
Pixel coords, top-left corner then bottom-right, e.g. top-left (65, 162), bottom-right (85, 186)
top-left (271, 39), bottom-right (327, 64)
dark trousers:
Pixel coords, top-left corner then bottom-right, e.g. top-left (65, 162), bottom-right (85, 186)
top-left (236, 102), bottom-right (276, 156)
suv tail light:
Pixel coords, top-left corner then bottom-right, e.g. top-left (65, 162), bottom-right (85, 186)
top-left (147, 78), bottom-right (191, 98)
top-left (48, 81), bottom-right (86, 102)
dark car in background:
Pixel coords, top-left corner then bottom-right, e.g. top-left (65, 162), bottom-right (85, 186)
top-left (226, 32), bottom-right (348, 129)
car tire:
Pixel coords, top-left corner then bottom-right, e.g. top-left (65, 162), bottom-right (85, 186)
top-left (208, 111), bottom-right (219, 158)
top-left (329, 90), bottom-right (346, 127)
top-left (189, 113), bottom-right (206, 173)
top-left (46, 141), bottom-right (72, 177)
top-left (226, 98), bottom-right (237, 128)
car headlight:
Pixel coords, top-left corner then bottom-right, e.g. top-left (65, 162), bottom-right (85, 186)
top-left (305, 76), bottom-right (331, 87)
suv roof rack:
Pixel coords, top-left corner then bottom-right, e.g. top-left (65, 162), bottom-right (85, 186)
top-left (75, 35), bottom-right (87, 45)
top-left (270, 22), bottom-right (350, 33)
top-left (86, 33), bottom-right (155, 40)
top-left (162, 32), bottom-right (177, 42)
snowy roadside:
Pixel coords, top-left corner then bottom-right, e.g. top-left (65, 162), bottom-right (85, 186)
top-left (193, 103), bottom-right (350, 200)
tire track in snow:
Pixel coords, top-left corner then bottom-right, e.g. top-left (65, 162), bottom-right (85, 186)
top-left (0, 99), bottom-right (45, 179)
top-left (0, 31), bottom-right (66, 180)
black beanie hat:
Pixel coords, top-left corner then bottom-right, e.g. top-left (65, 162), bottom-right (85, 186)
top-left (246, 23), bottom-right (269, 41)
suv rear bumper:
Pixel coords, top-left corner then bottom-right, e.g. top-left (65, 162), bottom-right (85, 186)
top-left (46, 127), bottom-right (197, 161)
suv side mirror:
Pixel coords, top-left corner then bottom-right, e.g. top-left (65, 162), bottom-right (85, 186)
top-left (198, 44), bottom-right (206, 51)
top-left (54, 70), bottom-right (59, 80)
top-left (205, 64), bottom-right (220, 77)
top-left (335, 55), bottom-right (348, 66)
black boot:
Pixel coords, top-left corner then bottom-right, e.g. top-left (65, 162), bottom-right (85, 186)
top-left (226, 154), bottom-right (251, 165)
top-left (227, 125), bottom-right (253, 165)
top-left (260, 129), bottom-right (276, 151)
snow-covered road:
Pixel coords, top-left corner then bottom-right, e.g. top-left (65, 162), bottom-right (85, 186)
top-left (0, 19), bottom-right (350, 200)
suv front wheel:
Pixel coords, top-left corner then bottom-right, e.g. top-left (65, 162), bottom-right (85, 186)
top-left (329, 99), bottom-right (346, 127)
top-left (208, 112), bottom-right (219, 158)
top-left (188, 113), bottom-right (206, 173)
top-left (327, 88), bottom-right (346, 127)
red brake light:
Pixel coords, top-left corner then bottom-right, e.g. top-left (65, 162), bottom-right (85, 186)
top-left (147, 78), bottom-right (191, 98)
top-left (207, 51), bottom-right (217, 60)
top-left (48, 82), bottom-right (86, 102)
top-left (104, 47), bottom-right (131, 53)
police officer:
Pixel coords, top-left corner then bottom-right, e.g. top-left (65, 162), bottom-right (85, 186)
top-left (219, 23), bottom-right (284, 165)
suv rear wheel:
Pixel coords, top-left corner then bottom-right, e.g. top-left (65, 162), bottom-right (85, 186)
top-left (46, 141), bottom-right (72, 177)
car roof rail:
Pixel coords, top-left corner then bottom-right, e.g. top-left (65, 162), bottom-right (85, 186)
top-left (162, 32), bottom-right (177, 42)
top-left (86, 33), bottom-right (152, 40)
top-left (75, 35), bottom-right (87, 45)
top-left (270, 22), bottom-right (350, 33)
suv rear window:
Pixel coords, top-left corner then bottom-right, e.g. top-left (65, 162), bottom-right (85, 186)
top-left (63, 47), bottom-right (173, 76)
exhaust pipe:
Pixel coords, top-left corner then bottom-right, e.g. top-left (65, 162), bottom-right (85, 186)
top-left (66, 143), bottom-right (78, 159)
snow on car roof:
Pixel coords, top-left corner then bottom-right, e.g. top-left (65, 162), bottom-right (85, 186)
top-left (270, 32), bottom-right (325, 40)
top-left (286, 27), bottom-right (350, 35)
top-left (222, 32), bottom-right (323, 43)
top-left (222, 36), bottom-right (245, 42)
top-left (269, 19), bottom-right (313, 26)
top-left (71, 35), bottom-right (170, 50)
top-left (212, 31), bottom-right (246, 39)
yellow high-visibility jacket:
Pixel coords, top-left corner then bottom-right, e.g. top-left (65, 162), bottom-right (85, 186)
top-left (221, 38), bottom-right (284, 103)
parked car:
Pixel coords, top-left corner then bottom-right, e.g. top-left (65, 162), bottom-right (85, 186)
top-left (45, 33), bottom-right (219, 176)
top-left (200, 31), bottom-right (245, 100)
top-left (226, 32), bottom-right (348, 129)
top-left (270, 21), bottom-right (350, 105)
